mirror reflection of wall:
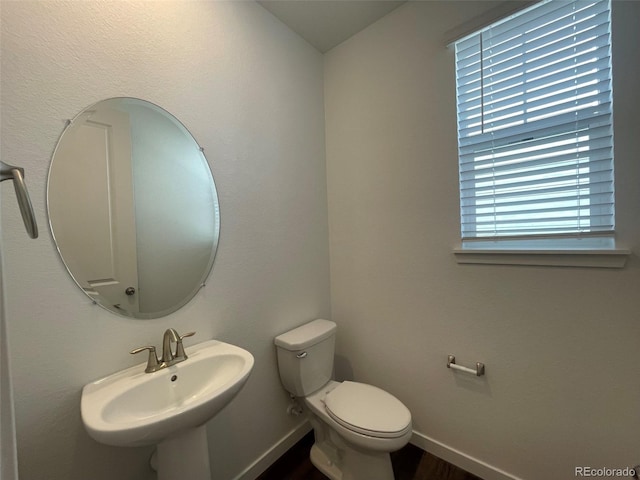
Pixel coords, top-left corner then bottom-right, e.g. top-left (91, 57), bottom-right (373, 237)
top-left (48, 98), bottom-right (220, 319)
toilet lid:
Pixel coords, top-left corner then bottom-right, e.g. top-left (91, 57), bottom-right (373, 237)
top-left (324, 382), bottom-right (411, 438)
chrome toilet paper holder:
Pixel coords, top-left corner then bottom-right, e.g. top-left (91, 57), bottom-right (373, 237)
top-left (447, 355), bottom-right (485, 377)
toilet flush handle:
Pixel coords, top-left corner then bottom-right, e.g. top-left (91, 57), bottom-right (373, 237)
top-left (296, 351), bottom-right (308, 359)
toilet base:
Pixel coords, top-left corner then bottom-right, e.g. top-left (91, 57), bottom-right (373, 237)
top-left (310, 443), bottom-right (343, 480)
top-left (309, 437), bottom-right (395, 480)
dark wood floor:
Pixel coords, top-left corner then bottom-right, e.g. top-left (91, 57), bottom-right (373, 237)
top-left (257, 432), bottom-right (482, 480)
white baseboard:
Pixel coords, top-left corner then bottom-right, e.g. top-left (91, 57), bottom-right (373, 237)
top-left (233, 422), bottom-right (521, 480)
top-left (233, 421), bottom-right (312, 480)
top-left (410, 430), bottom-right (523, 480)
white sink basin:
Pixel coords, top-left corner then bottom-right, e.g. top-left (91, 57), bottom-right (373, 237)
top-left (81, 339), bottom-right (254, 447)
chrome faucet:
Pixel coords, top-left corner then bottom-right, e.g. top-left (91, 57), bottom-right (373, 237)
top-left (131, 329), bottom-right (196, 373)
top-left (162, 328), bottom-right (180, 364)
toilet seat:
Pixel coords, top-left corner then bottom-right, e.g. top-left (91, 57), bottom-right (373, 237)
top-left (324, 381), bottom-right (411, 439)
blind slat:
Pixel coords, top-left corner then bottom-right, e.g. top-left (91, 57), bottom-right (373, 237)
top-left (475, 0), bottom-right (608, 51)
top-left (460, 159), bottom-right (614, 190)
top-left (456, 57), bottom-right (610, 107)
top-left (474, 40), bottom-right (611, 95)
top-left (454, 1), bottom-right (608, 66)
top-left (460, 170), bottom-right (613, 195)
top-left (457, 85), bottom-right (611, 133)
top-left (460, 135), bottom-right (614, 177)
top-left (457, 43), bottom-right (611, 105)
top-left (457, 64), bottom-right (611, 114)
top-left (458, 110), bottom-right (612, 149)
top-left (456, 11), bottom-right (610, 76)
top-left (460, 179), bottom-right (614, 201)
top-left (459, 125), bottom-right (613, 172)
top-left (461, 192), bottom-right (614, 212)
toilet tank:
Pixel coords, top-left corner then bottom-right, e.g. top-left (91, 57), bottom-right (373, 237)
top-left (274, 319), bottom-right (337, 397)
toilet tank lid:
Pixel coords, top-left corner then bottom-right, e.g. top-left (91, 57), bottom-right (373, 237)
top-left (274, 319), bottom-right (336, 350)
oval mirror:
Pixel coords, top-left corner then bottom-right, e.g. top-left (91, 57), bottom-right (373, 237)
top-left (47, 98), bottom-right (220, 319)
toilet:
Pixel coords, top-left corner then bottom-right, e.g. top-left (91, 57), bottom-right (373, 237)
top-left (274, 319), bottom-right (412, 480)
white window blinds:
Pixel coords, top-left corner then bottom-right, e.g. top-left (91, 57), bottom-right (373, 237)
top-left (455, 0), bottom-right (614, 239)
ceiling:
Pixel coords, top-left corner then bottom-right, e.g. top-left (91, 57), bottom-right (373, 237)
top-left (257, 1), bottom-right (408, 53)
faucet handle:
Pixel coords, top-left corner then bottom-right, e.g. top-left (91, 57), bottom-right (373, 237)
top-left (130, 345), bottom-right (160, 373)
top-left (179, 331), bottom-right (196, 341)
top-left (176, 331), bottom-right (196, 360)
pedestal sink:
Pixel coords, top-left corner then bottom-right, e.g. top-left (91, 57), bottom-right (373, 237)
top-left (81, 339), bottom-right (254, 480)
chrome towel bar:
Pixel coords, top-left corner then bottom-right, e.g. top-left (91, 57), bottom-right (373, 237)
top-left (0, 161), bottom-right (38, 238)
top-left (447, 355), bottom-right (485, 377)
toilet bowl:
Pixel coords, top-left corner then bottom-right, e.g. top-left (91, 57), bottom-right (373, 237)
top-left (274, 319), bottom-right (412, 480)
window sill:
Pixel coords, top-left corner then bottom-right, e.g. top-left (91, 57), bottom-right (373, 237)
top-left (453, 238), bottom-right (631, 268)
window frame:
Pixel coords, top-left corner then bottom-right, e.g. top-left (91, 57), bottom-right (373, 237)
top-left (451, 0), bottom-right (629, 267)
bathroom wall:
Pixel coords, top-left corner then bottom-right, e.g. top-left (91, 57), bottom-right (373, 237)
top-left (1, 214), bottom-right (19, 480)
top-left (325, 1), bottom-right (640, 479)
top-left (0, 2), bottom-right (328, 480)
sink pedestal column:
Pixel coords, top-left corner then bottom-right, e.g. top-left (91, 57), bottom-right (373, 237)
top-left (157, 425), bottom-right (210, 480)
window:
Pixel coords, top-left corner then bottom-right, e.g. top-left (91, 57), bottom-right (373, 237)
top-left (455, 0), bottom-right (614, 241)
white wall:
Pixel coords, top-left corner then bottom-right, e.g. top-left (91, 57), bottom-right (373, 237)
top-left (0, 2), bottom-right (328, 479)
top-left (325, 1), bottom-right (640, 479)
top-left (1, 211), bottom-right (19, 480)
